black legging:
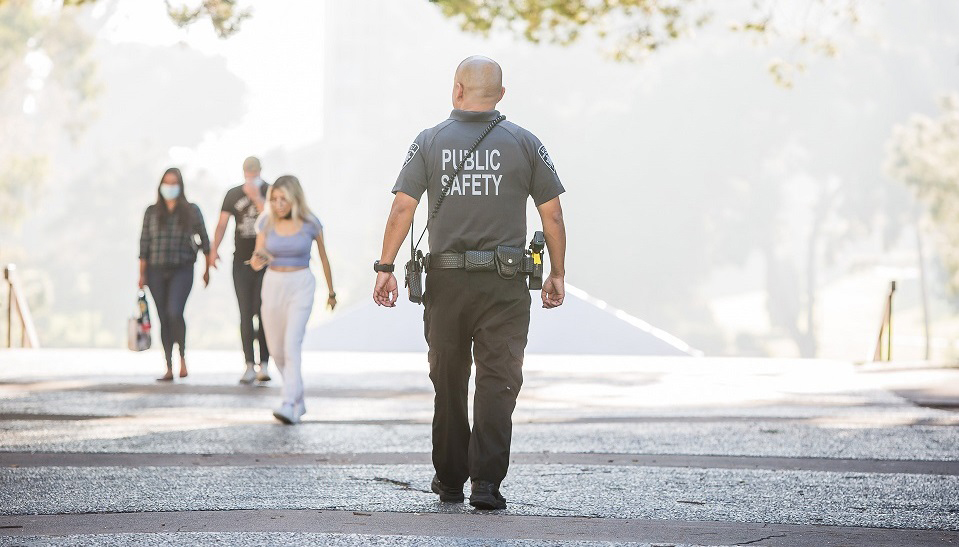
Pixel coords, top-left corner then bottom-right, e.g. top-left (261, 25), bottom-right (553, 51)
top-left (147, 264), bottom-right (194, 367)
top-left (233, 261), bottom-right (269, 365)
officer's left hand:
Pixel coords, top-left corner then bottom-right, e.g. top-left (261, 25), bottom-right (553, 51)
top-left (542, 274), bottom-right (565, 309)
top-left (373, 272), bottom-right (399, 307)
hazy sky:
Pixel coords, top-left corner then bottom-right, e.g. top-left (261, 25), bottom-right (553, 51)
top-left (99, 0), bottom-right (326, 177)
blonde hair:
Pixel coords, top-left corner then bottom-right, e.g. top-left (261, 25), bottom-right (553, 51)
top-left (264, 175), bottom-right (314, 228)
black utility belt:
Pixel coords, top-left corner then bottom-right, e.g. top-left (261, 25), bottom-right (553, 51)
top-left (426, 246), bottom-right (534, 279)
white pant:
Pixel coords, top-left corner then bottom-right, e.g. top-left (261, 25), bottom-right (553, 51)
top-left (260, 268), bottom-right (315, 406)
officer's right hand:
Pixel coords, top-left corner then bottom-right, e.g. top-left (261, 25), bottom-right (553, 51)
top-left (138, 274), bottom-right (147, 289)
top-left (373, 272), bottom-right (399, 307)
top-left (542, 275), bottom-right (565, 309)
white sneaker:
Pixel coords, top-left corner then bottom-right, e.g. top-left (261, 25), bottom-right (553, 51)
top-left (294, 399), bottom-right (307, 420)
top-left (272, 402), bottom-right (299, 425)
top-left (256, 363), bottom-right (271, 383)
top-left (239, 363), bottom-right (256, 385)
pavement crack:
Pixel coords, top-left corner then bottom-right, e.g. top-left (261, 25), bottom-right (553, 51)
top-left (735, 533), bottom-right (787, 545)
top-left (372, 476), bottom-right (432, 494)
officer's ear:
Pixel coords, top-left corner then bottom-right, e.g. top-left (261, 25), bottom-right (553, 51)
top-left (498, 86), bottom-right (506, 102)
top-left (453, 82), bottom-right (465, 103)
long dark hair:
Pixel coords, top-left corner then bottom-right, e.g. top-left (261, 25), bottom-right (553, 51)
top-left (154, 167), bottom-right (193, 229)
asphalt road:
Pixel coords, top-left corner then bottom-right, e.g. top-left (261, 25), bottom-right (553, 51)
top-left (1, 349), bottom-right (957, 546)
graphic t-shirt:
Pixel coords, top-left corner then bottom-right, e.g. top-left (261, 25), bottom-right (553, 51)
top-left (220, 182), bottom-right (269, 262)
top-left (391, 109), bottom-right (565, 253)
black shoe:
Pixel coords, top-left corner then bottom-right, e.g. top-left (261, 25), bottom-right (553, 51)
top-left (469, 480), bottom-right (506, 510)
top-left (431, 475), bottom-right (465, 503)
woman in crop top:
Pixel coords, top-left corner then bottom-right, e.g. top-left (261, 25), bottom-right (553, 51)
top-left (249, 175), bottom-right (336, 424)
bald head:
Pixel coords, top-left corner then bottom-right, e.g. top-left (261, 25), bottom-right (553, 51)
top-left (452, 55), bottom-right (505, 110)
top-left (243, 156), bottom-right (261, 171)
top-left (242, 156), bottom-right (261, 183)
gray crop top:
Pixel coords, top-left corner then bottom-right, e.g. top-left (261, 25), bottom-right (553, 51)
top-left (256, 214), bottom-right (323, 268)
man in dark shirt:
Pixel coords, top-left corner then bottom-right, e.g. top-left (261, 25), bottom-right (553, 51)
top-left (210, 156), bottom-right (271, 384)
top-left (373, 56), bottom-right (567, 510)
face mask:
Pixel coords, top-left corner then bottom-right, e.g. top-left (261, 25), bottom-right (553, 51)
top-left (159, 184), bottom-right (181, 200)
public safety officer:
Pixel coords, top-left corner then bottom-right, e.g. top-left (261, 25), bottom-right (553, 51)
top-left (372, 55), bottom-right (567, 510)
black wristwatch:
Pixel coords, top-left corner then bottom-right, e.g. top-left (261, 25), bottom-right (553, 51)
top-left (373, 260), bottom-right (394, 273)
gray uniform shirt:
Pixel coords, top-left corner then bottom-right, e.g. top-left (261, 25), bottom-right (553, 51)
top-left (392, 109), bottom-right (565, 253)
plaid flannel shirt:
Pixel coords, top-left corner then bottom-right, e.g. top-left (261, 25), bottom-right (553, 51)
top-left (139, 203), bottom-right (210, 267)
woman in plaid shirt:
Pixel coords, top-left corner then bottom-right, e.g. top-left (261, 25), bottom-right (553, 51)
top-left (138, 167), bottom-right (211, 381)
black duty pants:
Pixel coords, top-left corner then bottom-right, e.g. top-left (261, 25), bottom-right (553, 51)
top-left (233, 260), bottom-right (269, 365)
top-left (423, 269), bottom-right (530, 487)
top-left (147, 263), bottom-right (194, 367)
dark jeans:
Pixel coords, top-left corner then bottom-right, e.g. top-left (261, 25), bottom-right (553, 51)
top-left (147, 263), bottom-right (194, 368)
top-left (233, 261), bottom-right (269, 365)
top-left (423, 270), bottom-right (530, 487)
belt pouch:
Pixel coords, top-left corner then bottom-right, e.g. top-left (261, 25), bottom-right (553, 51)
top-left (495, 246), bottom-right (524, 279)
top-left (465, 250), bottom-right (496, 272)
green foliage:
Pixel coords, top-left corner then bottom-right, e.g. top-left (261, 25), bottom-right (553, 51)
top-left (165, 0), bottom-right (251, 38)
top-left (0, 0), bottom-right (251, 38)
top-left (887, 94), bottom-right (959, 292)
top-left (429, 0), bottom-right (859, 86)
top-left (0, 0), bottom-right (98, 230)
top-left (0, 1), bottom-right (40, 90)
top-left (431, 0), bottom-right (708, 60)
top-left (0, 155), bottom-right (46, 222)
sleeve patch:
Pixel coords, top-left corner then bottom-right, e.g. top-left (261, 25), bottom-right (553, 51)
top-left (538, 145), bottom-right (556, 174)
top-left (403, 143), bottom-right (420, 168)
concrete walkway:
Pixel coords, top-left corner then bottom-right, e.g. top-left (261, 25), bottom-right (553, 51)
top-left (1, 349), bottom-right (957, 546)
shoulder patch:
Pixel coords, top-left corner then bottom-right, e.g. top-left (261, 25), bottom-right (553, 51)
top-left (403, 143), bottom-right (420, 168)
top-left (538, 145), bottom-right (556, 174)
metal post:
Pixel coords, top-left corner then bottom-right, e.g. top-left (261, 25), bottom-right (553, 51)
top-left (887, 281), bottom-right (896, 361)
top-left (873, 303), bottom-right (886, 362)
top-left (5, 265), bottom-right (12, 348)
top-left (2, 264), bottom-right (39, 349)
top-left (21, 304), bottom-right (27, 348)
